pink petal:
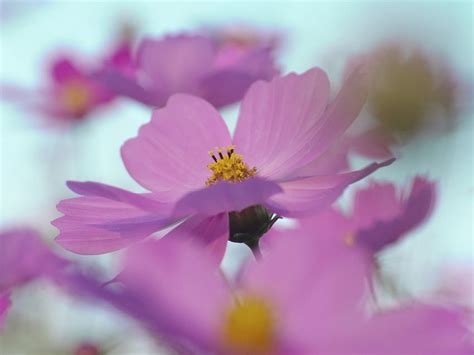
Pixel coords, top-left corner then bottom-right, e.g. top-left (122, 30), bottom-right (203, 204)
top-left (200, 46), bottom-right (279, 108)
top-left (239, 216), bottom-right (368, 351)
top-left (119, 237), bottom-right (231, 351)
top-left (333, 305), bottom-right (471, 354)
top-left (66, 181), bottom-right (171, 213)
top-left (121, 94), bottom-right (232, 199)
top-left (53, 195), bottom-right (172, 255)
top-left (163, 214), bottom-right (229, 265)
top-left (50, 57), bottom-right (82, 83)
top-left (267, 158), bottom-right (395, 217)
top-left (94, 69), bottom-right (157, 106)
top-left (352, 180), bottom-right (402, 229)
top-left (350, 127), bottom-right (396, 160)
top-left (308, 63), bottom-right (370, 159)
top-left (0, 229), bottom-right (67, 289)
top-left (174, 177), bottom-right (282, 216)
top-left (136, 35), bottom-right (215, 96)
top-left (354, 176), bottom-right (436, 252)
top-left (290, 136), bottom-right (352, 177)
top-left (233, 68), bottom-right (330, 180)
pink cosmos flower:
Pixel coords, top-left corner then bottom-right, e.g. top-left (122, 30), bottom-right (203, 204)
top-left (97, 32), bottom-right (279, 109)
top-left (0, 228), bottom-right (67, 328)
top-left (263, 176), bottom-right (436, 269)
top-left (2, 40), bottom-right (134, 128)
top-left (53, 67), bottom-right (394, 260)
top-left (65, 227), bottom-right (471, 354)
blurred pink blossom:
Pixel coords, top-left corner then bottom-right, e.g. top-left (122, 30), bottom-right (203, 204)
top-left (97, 32), bottom-right (279, 109)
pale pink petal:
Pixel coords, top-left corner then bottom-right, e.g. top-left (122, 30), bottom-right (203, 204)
top-left (352, 180), bottom-right (402, 229)
top-left (174, 177), bottom-right (282, 216)
top-left (119, 237), bottom-right (231, 351)
top-left (163, 214), bottom-right (229, 265)
top-left (330, 305), bottom-right (472, 354)
top-left (307, 64), bottom-right (369, 159)
top-left (136, 35), bottom-right (215, 96)
top-left (350, 127), bottom-right (395, 160)
top-left (267, 159), bottom-right (395, 217)
top-left (233, 68), bottom-right (330, 180)
top-left (239, 217), bottom-right (368, 351)
top-left (0, 229), bottom-right (67, 289)
top-left (66, 181), bottom-right (171, 213)
top-left (354, 176), bottom-right (436, 252)
top-left (53, 196), bottom-right (172, 255)
top-left (200, 46), bottom-right (279, 108)
top-left (121, 94), bottom-right (232, 200)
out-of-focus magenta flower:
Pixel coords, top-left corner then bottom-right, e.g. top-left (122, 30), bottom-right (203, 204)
top-left (2, 39), bottom-right (134, 128)
top-left (97, 32), bottom-right (279, 109)
top-left (53, 67), bottom-right (393, 259)
top-left (206, 24), bottom-right (281, 70)
top-left (264, 176), bottom-right (435, 264)
top-left (0, 228), bottom-right (68, 327)
top-left (66, 230), bottom-right (470, 354)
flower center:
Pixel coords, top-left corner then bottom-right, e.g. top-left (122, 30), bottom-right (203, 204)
top-left (206, 145), bottom-right (257, 186)
top-left (222, 295), bottom-right (275, 354)
top-left (344, 231), bottom-right (355, 247)
top-left (62, 81), bottom-right (91, 115)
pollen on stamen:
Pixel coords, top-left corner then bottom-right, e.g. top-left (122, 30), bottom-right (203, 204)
top-left (206, 145), bottom-right (257, 186)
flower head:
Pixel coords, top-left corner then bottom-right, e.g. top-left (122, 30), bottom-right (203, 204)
top-left (2, 38), bottom-right (134, 128)
top-left (68, 228), bottom-right (471, 354)
top-left (97, 32), bottom-right (279, 109)
top-left (53, 67), bottom-right (393, 260)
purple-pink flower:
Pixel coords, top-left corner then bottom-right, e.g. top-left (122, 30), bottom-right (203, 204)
top-left (97, 33), bottom-right (279, 109)
top-left (263, 176), bottom-right (436, 268)
top-left (2, 40), bottom-right (133, 127)
top-left (66, 226), bottom-right (470, 354)
top-left (53, 67), bottom-right (393, 259)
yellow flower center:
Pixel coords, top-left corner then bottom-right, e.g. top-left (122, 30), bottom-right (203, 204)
top-left (62, 81), bottom-right (91, 115)
top-left (222, 295), bottom-right (275, 354)
top-left (344, 231), bottom-right (355, 247)
top-left (206, 146), bottom-right (257, 186)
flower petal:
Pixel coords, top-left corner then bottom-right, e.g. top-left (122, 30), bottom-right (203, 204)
top-left (267, 159), bottom-right (395, 217)
top-left (239, 216), bottom-right (369, 351)
top-left (174, 177), bottom-right (282, 216)
top-left (331, 305), bottom-right (471, 354)
top-left (0, 229), bottom-right (67, 290)
top-left (200, 47), bottom-right (279, 108)
top-left (233, 68), bottom-right (330, 180)
top-left (163, 214), bottom-right (229, 265)
top-left (118, 237), bottom-right (231, 351)
top-left (66, 181), bottom-right (171, 213)
top-left (136, 35), bottom-right (215, 96)
top-left (355, 176), bottom-right (436, 253)
top-left (121, 94), bottom-right (232, 200)
top-left (53, 195), bottom-right (172, 255)
top-left (307, 64), bottom-right (370, 159)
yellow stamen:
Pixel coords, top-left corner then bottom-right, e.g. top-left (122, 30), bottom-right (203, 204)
top-left (344, 231), bottom-right (355, 247)
top-left (206, 145), bottom-right (256, 186)
top-left (222, 295), bottom-right (275, 354)
top-left (62, 81), bottom-right (91, 115)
